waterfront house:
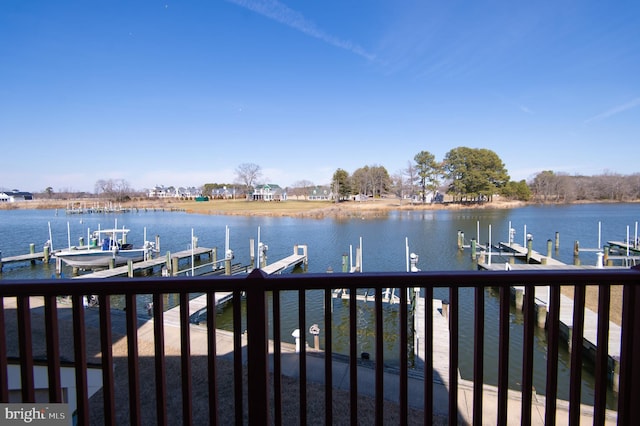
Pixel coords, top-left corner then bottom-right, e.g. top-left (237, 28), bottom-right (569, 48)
top-left (0, 190), bottom-right (33, 202)
top-left (307, 186), bottom-right (332, 201)
top-left (148, 185), bottom-right (175, 198)
top-left (252, 184), bottom-right (287, 201)
top-left (148, 185), bottom-right (202, 199)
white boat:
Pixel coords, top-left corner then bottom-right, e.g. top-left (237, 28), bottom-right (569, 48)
top-left (54, 228), bottom-right (156, 269)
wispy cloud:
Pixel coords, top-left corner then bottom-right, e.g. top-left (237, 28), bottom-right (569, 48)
top-left (585, 97), bottom-right (640, 124)
top-left (225, 0), bottom-right (375, 60)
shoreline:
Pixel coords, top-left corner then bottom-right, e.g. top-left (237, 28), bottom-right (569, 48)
top-left (4, 197), bottom-right (634, 219)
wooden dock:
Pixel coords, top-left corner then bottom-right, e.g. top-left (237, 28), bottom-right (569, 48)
top-left (163, 291), bottom-right (235, 327)
top-left (479, 249), bottom-right (627, 391)
top-left (261, 245), bottom-right (308, 275)
top-left (497, 242), bottom-right (565, 266)
top-left (414, 297), bottom-right (457, 385)
top-left (608, 240), bottom-right (640, 254)
top-left (73, 247), bottom-right (215, 279)
top-left (0, 245), bottom-right (52, 272)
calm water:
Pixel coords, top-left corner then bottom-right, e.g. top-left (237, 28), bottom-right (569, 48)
top-left (1, 203), bottom-right (638, 408)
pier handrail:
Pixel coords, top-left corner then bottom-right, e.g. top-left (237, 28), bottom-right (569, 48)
top-left (1, 267), bottom-right (640, 424)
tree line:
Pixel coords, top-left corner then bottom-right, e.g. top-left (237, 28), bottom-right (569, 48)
top-left (332, 147), bottom-right (529, 203)
top-left (31, 152), bottom-right (639, 204)
top-left (529, 171), bottom-right (640, 203)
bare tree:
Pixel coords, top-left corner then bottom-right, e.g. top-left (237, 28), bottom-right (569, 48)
top-left (235, 163), bottom-right (262, 196)
top-left (94, 179), bottom-right (133, 202)
top-left (290, 180), bottom-right (314, 200)
top-left (403, 161), bottom-right (418, 199)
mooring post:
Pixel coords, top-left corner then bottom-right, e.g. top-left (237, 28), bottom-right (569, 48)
top-left (471, 239), bottom-right (477, 259)
top-left (547, 239), bottom-right (553, 258)
top-left (514, 287), bottom-right (524, 310)
top-left (555, 232), bottom-right (560, 250)
top-left (249, 238), bottom-right (255, 269)
top-left (30, 243), bottom-right (36, 265)
top-left (537, 304), bottom-right (547, 328)
top-left (171, 256), bottom-right (179, 276)
top-left (165, 251), bottom-right (171, 275)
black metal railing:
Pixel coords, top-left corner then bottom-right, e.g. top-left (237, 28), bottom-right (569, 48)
top-left (1, 267), bottom-right (639, 425)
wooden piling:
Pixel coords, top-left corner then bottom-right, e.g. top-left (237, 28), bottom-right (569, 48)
top-left (547, 239), bottom-right (553, 258)
top-left (513, 287), bottom-right (524, 310)
top-left (249, 238), bottom-right (255, 269)
top-left (537, 305), bottom-right (547, 328)
top-left (171, 256), bottom-right (179, 276)
top-left (605, 246), bottom-right (612, 266)
top-left (555, 232), bottom-right (560, 250)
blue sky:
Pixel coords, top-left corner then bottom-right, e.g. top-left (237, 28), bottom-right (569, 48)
top-left (1, 1), bottom-right (639, 193)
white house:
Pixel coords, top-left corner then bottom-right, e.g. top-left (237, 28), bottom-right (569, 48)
top-left (308, 186), bottom-right (332, 201)
top-left (0, 190), bottom-right (33, 202)
top-left (252, 184), bottom-right (286, 201)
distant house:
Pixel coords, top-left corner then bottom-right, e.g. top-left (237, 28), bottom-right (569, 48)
top-left (252, 184), bottom-right (286, 201)
top-left (0, 190), bottom-right (33, 202)
top-left (148, 185), bottom-right (174, 198)
top-left (177, 186), bottom-right (202, 198)
top-left (410, 191), bottom-right (444, 204)
top-left (211, 187), bottom-right (235, 199)
top-left (148, 185), bottom-right (202, 198)
top-left (308, 186), bottom-right (332, 201)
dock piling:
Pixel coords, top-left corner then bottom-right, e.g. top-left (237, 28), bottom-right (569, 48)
top-left (513, 287), bottom-right (524, 310)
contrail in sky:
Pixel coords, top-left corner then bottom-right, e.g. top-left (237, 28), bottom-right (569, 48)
top-left (225, 0), bottom-right (375, 60)
top-left (585, 97), bottom-right (640, 123)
